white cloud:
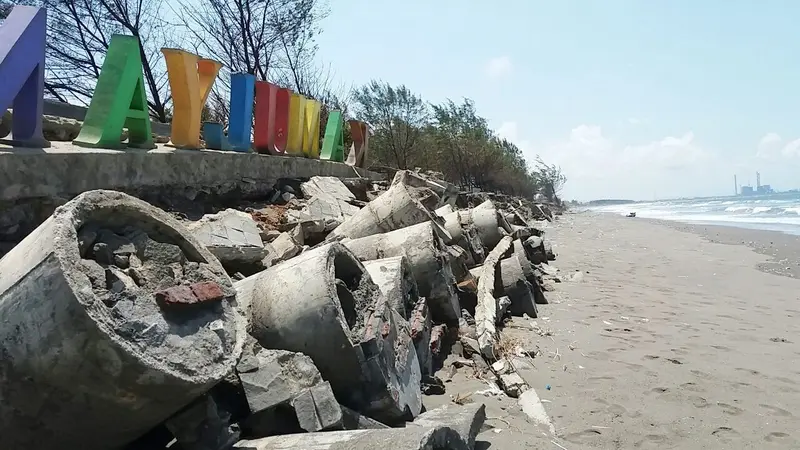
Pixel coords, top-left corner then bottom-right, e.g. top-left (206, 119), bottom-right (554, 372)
top-left (528, 125), bottom-right (717, 200)
top-left (627, 117), bottom-right (643, 125)
top-left (756, 132), bottom-right (800, 160)
top-left (485, 56), bottom-right (512, 78)
top-left (495, 121), bottom-right (532, 154)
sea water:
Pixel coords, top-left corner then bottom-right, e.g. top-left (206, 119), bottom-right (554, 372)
top-left (591, 193), bottom-right (800, 235)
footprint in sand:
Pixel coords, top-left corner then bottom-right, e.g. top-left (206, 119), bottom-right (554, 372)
top-left (586, 351), bottom-right (611, 360)
top-left (690, 395), bottom-right (711, 408)
top-left (607, 404), bottom-right (627, 416)
top-left (588, 376), bottom-right (615, 384)
top-left (634, 434), bottom-right (669, 448)
top-left (665, 358), bottom-right (683, 365)
top-left (764, 432), bottom-right (791, 442)
top-left (681, 382), bottom-right (705, 392)
top-left (644, 355), bottom-right (660, 360)
top-left (563, 429), bottom-right (602, 444)
top-left (651, 387), bottom-right (669, 394)
top-left (691, 370), bottom-right (713, 379)
top-left (774, 376), bottom-right (799, 386)
top-left (759, 404), bottom-right (793, 417)
top-left (717, 402), bottom-right (744, 416)
top-left (613, 360), bottom-right (645, 371)
top-left (710, 345), bottom-right (731, 352)
top-left (712, 427), bottom-right (741, 441)
top-left (734, 367), bottom-right (764, 377)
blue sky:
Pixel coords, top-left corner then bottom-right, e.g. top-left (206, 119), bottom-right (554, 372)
top-left (316, 1), bottom-right (800, 201)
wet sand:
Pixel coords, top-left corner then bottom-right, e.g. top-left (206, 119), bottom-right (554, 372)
top-left (432, 211), bottom-right (800, 449)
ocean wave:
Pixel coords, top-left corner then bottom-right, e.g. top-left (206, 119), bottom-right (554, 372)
top-left (590, 195), bottom-right (800, 227)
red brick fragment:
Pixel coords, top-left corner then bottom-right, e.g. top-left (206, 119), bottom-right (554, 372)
top-left (190, 281), bottom-right (225, 303)
top-left (155, 285), bottom-right (196, 308)
top-left (429, 324), bottom-right (447, 356)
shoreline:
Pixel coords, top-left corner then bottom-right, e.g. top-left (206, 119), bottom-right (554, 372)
top-left (642, 216), bottom-right (800, 279)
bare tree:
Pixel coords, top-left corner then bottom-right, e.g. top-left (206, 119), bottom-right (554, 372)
top-left (352, 80), bottom-right (429, 169)
top-left (38, 0), bottom-right (172, 121)
top-left (175, 0), bottom-right (322, 81)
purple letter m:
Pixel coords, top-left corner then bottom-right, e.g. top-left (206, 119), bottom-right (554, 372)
top-left (0, 6), bottom-right (49, 147)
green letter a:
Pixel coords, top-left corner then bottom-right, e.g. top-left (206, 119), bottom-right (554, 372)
top-left (74, 34), bottom-right (154, 149)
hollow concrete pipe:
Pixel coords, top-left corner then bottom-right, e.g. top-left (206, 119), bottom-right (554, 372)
top-left (327, 178), bottom-right (442, 241)
top-left (235, 243), bottom-right (421, 423)
top-left (342, 221), bottom-right (461, 326)
top-left (0, 190), bottom-right (245, 450)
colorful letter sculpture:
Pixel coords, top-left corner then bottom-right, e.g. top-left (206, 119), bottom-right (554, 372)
top-left (162, 48), bottom-right (221, 148)
top-left (302, 100), bottom-right (322, 158)
top-left (228, 73), bottom-right (255, 152)
top-left (346, 120), bottom-right (369, 168)
top-left (273, 88), bottom-right (291, 153)
top-left (0, 6), bottom-right (49, 147)
top-left (286, 93), bottom-right (305, 155)
top-left (320, 110), bottom-right (344, 162)
top-left (254, 81), bottom-right (276, 154)
top-left (202, 122), bottom-right (231, 151)
top-left (74, 34), bottom-right (154, 149)
top-left (254, 82), bottom-right (290, 155)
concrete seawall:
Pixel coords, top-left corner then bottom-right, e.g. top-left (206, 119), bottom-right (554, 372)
top-left (0, 142), bottom-right (384, 246)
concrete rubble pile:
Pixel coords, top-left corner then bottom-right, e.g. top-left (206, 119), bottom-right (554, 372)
top-left (0, 170), bottom-right (562, 450)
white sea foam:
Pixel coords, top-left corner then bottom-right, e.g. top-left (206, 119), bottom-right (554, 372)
top-left (591, 194), bottom-right (800, 234)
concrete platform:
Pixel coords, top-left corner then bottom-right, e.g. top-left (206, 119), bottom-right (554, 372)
top-left (0, 142), bottom-right (383, 246)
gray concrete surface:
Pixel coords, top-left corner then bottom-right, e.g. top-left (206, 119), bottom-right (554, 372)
top-left (0, 142), bottom-right (383, 247)
top-left (0, 190), bottom-right (246, 450)
top-left (234, 243), bottom-right (422, 424)
top-left (342, 221), bottom-right (461, 326)
top-left (0, 143), bottom-right (381, 203)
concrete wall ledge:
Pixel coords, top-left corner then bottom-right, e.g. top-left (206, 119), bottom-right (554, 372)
top-left (0, 142), bottom-right (383, 202)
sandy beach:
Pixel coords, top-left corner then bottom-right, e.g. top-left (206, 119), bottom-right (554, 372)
top-left (431, 211), bottom-right (800, 449)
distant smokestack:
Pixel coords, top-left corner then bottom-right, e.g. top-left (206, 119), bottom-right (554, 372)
top-left (757, 171), bottom-right (761, 189)
top-left (734, 174), bottom-right (738, 195)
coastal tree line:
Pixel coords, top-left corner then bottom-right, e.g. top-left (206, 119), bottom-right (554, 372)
top-left (0, 0), bottom-right (566, 201)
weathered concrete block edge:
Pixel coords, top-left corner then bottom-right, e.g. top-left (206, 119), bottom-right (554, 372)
top-left (0, 144), bottom-right (385, 202)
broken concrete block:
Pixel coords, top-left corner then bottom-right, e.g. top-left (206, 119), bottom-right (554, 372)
top-left (236, 347), bottom-right (344, 436)
top-left (288, 178), bottom-right (361, 226)
top-left (392, 170), bottom-right (458, 209)
top-left (362, 256), bottom-right (419, 319)
top-left (434, 204), bottom-right (454, 217)
top-left (165, 395), bottom-right (240, 450)
top-left (523, 235), bottom-right (547, 264)
top-left (301, 176), bottom-right (356, 201)
top-left (410, 403), bottom-right (486, 450)
top-left (499, 372), bottom-right (528, 398)
top-left (235, 243), bottom-right (422, 423)
top-left (443, 200), bottom-right (513, 256)
top-left (188, 208), bottom-right (268, 267)
top-left (237, 349), bottom-right (323, 415)
top-left (328, 172), bottom-right (443, 241)
top-left (0, 190), bottom-right (245, 450)
top-left (263, 231), bottom-right (301, 265)
top-left (498, 248), bottom-right (539, 317)
top-left (496, 295), bottom-right (512, 321)
top-left (340, 405), bottom-right (390, 430)
top-left (291, 381), bottom-right (343, 432)
top-left (233, 425), bottom-right (471, 450)
top-left (409, 297), bottom-right (432, 376)
top-left (476, 235), bottom-right (513, 358)
top-left (342, 221), bottom-right (461, 326)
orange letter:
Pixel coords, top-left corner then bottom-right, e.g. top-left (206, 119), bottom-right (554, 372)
top-left (161, 48), bottom-right (221, 148)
